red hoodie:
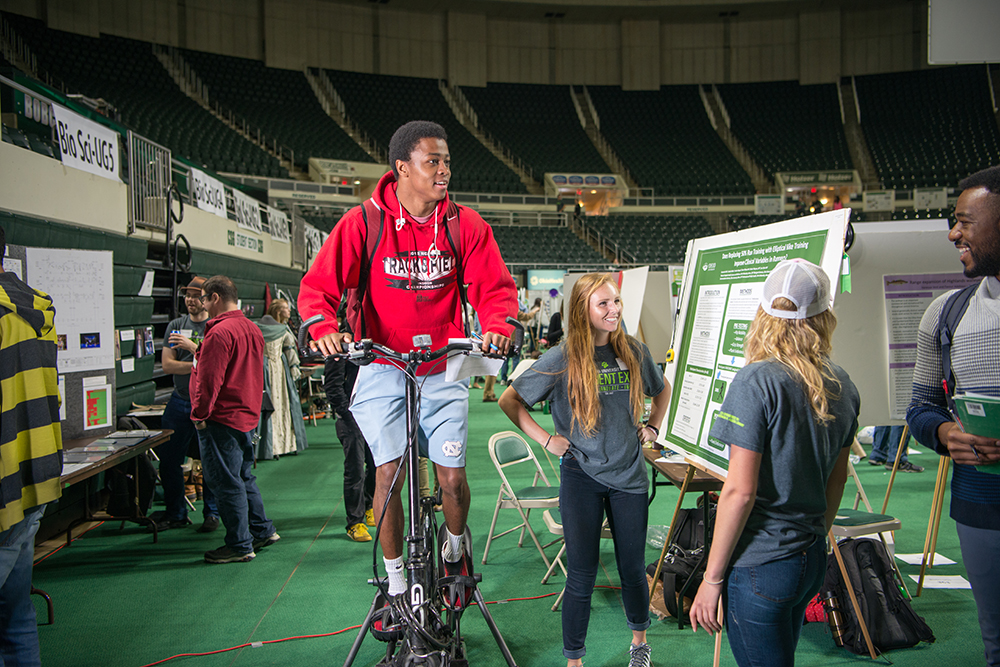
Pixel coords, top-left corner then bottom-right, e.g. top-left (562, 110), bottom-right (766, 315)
top-left (298, 171), bottom-right (517, 375)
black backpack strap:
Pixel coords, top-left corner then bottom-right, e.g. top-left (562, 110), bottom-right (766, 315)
top-left (356, 200), bottom-right (385, 339)
top-left (443, 202), bottom-right (471, 338)
top-left (938, 283), bottom-right (977, 403)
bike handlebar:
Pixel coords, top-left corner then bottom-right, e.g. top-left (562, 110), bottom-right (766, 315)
top-left (297, 314), bottom-right (525, 365)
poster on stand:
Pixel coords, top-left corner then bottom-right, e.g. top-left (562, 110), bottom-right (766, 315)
top-left (882, 272), bottom-right (979, 419)
top-left (663, 210), bottom-right (849, 477)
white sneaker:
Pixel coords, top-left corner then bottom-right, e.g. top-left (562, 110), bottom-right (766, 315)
top-left (628, 642), bottom-right (652, 667)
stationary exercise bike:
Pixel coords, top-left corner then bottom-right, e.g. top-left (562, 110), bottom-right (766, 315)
top-left (298, 315), bottom-right (522, 667)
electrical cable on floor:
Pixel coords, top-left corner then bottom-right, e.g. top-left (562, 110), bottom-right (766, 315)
top-left (136, 588), bottom-right (629, 666)
top-left (33, 521), bottom-right (106, 566)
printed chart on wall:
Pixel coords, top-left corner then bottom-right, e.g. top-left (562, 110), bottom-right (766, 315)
top-left (883, 272), bottom-right (979, 419)
top-left (663, 210), bottom-right (849, 477)
top-left (24, 248), bottom-right (115, 374)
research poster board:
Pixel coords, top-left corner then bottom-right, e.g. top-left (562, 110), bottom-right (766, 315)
top-left (883, 272), bottom-right (979, 419)
top-left (829, 219), bottom-right (974, 429)
top-left (662, 210), bottom-right (849, 477)
top-left (16, 245), bottom-right (116, 440)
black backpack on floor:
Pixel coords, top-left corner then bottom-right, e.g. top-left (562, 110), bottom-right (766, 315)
top-left (646, 500), bottom-right (716, 618)
top-left (821, 537), bottom-right (935, 656)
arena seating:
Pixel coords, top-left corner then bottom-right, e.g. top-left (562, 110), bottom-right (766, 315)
top-left (716, 81), bottom-right (853, 180)
top-left (890, 208), bottom-right (952, 222)
top-left (325, 70), bottom-right (526, 194)
top-left (587, 215), bottom-right (713, 266)
top-left (182, 51), bottom-right (374, 169)
top-left (588, 85), bottom-right (755, 196)
top-left (855, 66), bottom-right (1000, 189)
top-left (489, 224), bottom-right (607, 269)
top-left (459, 83), bottom-right (611, 177)
top-left (3, 14), bottom-right (287, 178)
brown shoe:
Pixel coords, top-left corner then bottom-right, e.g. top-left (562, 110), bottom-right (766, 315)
top-left (483, 395), bottom-right (498, 402)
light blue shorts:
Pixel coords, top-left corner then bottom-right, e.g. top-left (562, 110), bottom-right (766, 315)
top-left (350, 363), bottom-right (470, 468)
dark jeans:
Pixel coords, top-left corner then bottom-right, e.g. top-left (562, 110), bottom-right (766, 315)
top-left (197, 420), bottom-right (275, 553)
top-left (725, 538), bottom-right (827, 667)
top-left (957, 522), bottom-right (1000, 666)
top-left (160, 393), bottom-right (218, 520)
top-left (560, 453), bottom-right (650, 660)
top-left (337, 413), bottom-right (375, 528)
top-left (870, 425), bottom-right (908, 464)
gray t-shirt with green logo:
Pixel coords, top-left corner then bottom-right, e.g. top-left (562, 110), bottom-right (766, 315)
top-left (513, 341), bottom-right (665, 493)
top-left (709, 359), bottom-right (860, 567)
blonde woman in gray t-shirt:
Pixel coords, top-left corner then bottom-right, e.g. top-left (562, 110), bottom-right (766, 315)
top-left (690, 260), bottom-right (860, 667)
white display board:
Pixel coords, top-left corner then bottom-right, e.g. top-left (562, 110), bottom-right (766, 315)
top-left (830, 219), bottom-right (971, 428)
top-left (25, 247), bottom-right (115, 374)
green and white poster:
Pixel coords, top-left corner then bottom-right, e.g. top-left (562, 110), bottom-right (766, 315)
top-left (663, 210), bottom-right (850, 477)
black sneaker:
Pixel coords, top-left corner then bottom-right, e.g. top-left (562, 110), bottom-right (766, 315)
top-left (868, 459), bottom-right (886, 466)
top-left (204, 546), bottom-right (255, 564)
top-left (252, 532), bottom-right (280, 551)
top-left (196, 515), bottom-right (220, 533)
top-left (148, 514), bottom-right (192, 533)
top-left (890, 461), bottom-right (924, 473)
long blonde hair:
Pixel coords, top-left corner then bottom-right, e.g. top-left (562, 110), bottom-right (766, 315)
top-left (744, 297), bottom-right (840, 423)
top-left (563, 273), bottom-right (645, 436)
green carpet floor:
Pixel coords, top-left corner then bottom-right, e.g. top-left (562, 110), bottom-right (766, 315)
top-left (34, 388), bottom-right (985, 666)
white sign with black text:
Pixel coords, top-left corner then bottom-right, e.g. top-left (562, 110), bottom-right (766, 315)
top-left (233, 189), bottom-right (262, 234)
top-left (50, 104), bottom-right (120, 182)
top-left (268, 208), bottom-right (291, 244)
top-left (190, 168), bottom-right (228, 219)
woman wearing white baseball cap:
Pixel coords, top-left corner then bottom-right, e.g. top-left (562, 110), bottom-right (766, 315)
top-left (689, 259), bottom-right (860, 667)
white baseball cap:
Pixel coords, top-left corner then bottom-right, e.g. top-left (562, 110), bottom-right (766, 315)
top-left (760, 259), bottom-right (832, 320)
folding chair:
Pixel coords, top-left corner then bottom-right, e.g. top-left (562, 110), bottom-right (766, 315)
top-left (483, 431), bottom-right (561, 570)
top-left (827, 455), bottom-right (906, 660)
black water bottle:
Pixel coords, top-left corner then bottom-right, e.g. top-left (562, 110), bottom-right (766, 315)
top-left (823, 591), bottom-right (846, 646)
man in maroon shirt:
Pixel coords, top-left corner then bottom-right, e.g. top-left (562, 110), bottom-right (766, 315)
top-left (191, 275), bottom-right (278, 564)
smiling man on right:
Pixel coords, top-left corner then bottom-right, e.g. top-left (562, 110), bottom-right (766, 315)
top-left (907, 165), bottom-right (1000, 666)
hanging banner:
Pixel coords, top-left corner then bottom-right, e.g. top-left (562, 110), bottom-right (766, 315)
top-left (268, 208), bottom-right (291, 244)
top-left (233, 189), bottom-right (262, 234)
top-left (50, 104), bottom-right (120, 182)
top-left (190, 167), bottom-right (228, 219)
top-left (864, 190), bottom-right (895, 212)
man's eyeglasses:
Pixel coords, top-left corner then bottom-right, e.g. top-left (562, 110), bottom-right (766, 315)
top-left (198, 294), bottom-right (212, 303)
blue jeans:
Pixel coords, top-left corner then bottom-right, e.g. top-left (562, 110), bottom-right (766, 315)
top-left (160, 393), bottom-right (218, 520)
top-left (0, 504), bottom-right (46, 667)
top-left (560, 453), bottom-right (650, 660)
top-left (870, 425), bottom-right (908, 464)
top-left (725, 538), bottom-right (827, 667)
top-left (197, 421), bottom-right (275, 553)
top-left (957, 522), bottom-right (1000, 666)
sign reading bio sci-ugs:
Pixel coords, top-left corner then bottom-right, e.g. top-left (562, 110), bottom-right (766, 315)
top-left (190, 168), bottom-right (228, 219)
top-left (51, 104), bottom-right (120, 182)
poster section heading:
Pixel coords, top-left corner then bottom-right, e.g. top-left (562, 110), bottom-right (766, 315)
top-left (190, 168), bottom-right (228, 219)
top-left (665, 229), bottom-right (831, 473)
top-left (50, 104), bottom-right (120, 182)
top-left (882, 272), bottom-right (979, 419)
